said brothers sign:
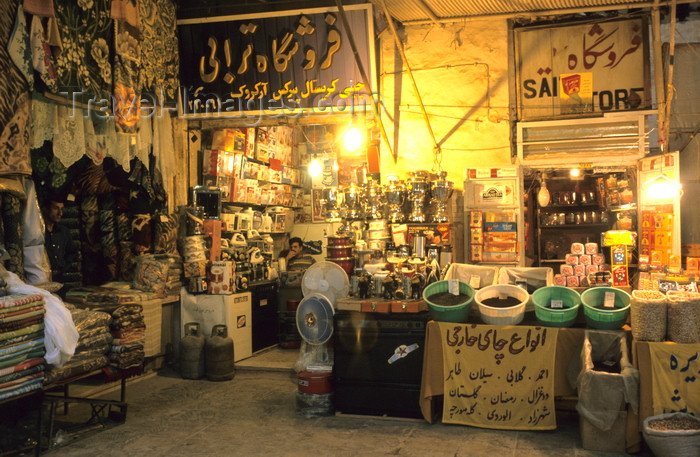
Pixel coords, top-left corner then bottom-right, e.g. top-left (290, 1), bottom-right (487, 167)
top-left (514, 17), bottom-right (651, 120)
top-left (177, 5), bottom-right (375, 120)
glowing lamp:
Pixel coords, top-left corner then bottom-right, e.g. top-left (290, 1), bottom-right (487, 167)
top-left (308, 159), bottom-right (322, 178)
top-left (342, 126), bottom-right (364, 153)
top-left (642, 174), bottom-right (682, 202)
top-left (537, 175), bottom-right (551, 207)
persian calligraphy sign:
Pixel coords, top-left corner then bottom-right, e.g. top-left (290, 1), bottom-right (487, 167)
top-left (515, 17), bottom-right (651, 120)
top-left (439, 323), bottom-right (559, 429)
top-left (648, 343), bottom-right (699, 415)
top-left (177, 5), bottom-right (375, 119)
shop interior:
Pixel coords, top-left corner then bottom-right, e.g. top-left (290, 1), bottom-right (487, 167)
top-left (1, 1), bottom-right (698, 456)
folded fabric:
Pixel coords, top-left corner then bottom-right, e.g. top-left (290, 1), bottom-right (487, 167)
top-left (111, 317), bottom-right (144, 329)
top-left (0, 337), bottom-right (44, 357)
top-left (0, 377), bottom-right (44, 401)
top-left (110, 343), bottom-right (144, 354)
top-left (76, 332), bottom-right (113, 352)
top-left (0, 330), bottom-right (44, 349)
top-left (0, 323), bottom-right (44, 343)
top-left (111, 304), bottom-right (143, 317)
top-left (0, 371), bottom-right (44, 390)
top-left (110, 325), bottom-right (145, 341)
top-left (0, 363), bottom-right (45, 384)
top-left (0, 294), bottom-right (44, 309)
top-left (72, 345), bottom-right (111, 360)
top-left (43, 354), bottom-right (108, 385)
top-left (0, 357), bottom-right (45, 377)
top-left (0, 315), bottom-right (44, 332)
top-left (0, 306), bottom-right (45, 323)
top-left (0, 300), bottom-right (45, 315)
top-left (0, 348), bottom-right (46, 369)
top-left (71, 308), bottom-right (112, 333)
top-left (108, 351), bottom-right (144, 370)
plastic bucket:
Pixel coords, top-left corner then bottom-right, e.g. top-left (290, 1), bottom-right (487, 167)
top-left (532, 286), bottom-right (581, 328)
top-left (475, 284), bottom-right (529, 326)
top-left (581, 287), bottom-right (631, 330)
top-left (423, 280), bottom-right (475, 323)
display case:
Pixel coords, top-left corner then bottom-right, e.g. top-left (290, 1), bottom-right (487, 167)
top-left (533, 169), bottom-right (636, 268)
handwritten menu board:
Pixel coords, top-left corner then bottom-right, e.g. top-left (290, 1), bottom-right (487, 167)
top-left (439, 323), bottom-right (559, 430)
top-left (649, 343), bottom-right (699, 415)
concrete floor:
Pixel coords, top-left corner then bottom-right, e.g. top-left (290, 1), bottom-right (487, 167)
top-left (47, 346), bottom-right (653, 457)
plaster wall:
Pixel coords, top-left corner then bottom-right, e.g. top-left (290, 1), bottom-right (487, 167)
top-left (377, 19), bottom-right (512, 189)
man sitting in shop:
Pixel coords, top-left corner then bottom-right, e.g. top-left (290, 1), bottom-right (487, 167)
top-left (42, 197), bottom-right (77, 287)
top-left (281, 236), bottom-right (316, 271)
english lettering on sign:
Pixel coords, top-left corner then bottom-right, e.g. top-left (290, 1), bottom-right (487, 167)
top-left (515, 17), bottom-right (651, 120)
top-left (521, 76), bottom-right (645, 111)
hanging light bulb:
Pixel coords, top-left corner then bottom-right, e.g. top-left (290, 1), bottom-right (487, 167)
top-left (570, 168), bottom-right (581, 178)
top-left (537, 173), bottom-right (551, 207)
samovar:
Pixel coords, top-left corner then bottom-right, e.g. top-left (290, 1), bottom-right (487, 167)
top-left (361, 178), bottom-right (384, 220)
top-left (406, 170), bottom-right (430, 222)
top-left (320, 187), bottom-right (341, 221)
top-left (340, 184), bottom-right (362, 220)
top-left (430, 171), bottom-right (454, 223)
top-left (383, 176), bottom-right (406, 223)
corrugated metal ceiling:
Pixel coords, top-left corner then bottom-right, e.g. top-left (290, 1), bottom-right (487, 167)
top-left (370, 0), bottom-right (689, 22)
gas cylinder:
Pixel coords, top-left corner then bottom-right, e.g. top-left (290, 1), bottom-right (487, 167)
top-left (205, 324), bottom-right (235, 381)
top-left (180, 322), bottom-right (205, 379)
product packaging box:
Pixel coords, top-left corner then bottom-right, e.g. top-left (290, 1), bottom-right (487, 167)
top-left (208, 261), bottom-right (235, 294)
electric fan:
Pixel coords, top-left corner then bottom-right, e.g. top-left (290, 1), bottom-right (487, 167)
top-left (296, 261), bottom-right (349, 345)
top-left (295, 261), bottom-right (349, 371)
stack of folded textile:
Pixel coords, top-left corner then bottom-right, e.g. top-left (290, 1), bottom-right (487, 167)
top-left (109, 305), bottom-right (145, 370)
top-left (164, 256), bottom-right (183, 295)
top-left (43, 308), bottom-right (112, 384)
top-left (0, 294), bottom-right (46, 400)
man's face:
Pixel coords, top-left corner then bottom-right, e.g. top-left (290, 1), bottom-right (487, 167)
top-left (45, 201), bottom-right (64, 224)
top-left (290, 242), bottom-right (302, 257)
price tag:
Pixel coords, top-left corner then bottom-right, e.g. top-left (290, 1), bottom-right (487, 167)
top-left (469, 275), bottom-right (481, 289)
top-left (449, 279), bottom-right (460, 295)
top-left (550, 299), bottom-right (564, 309)
top-left (160, 214), bottom-right (168, 223)
top-left (66, 193), bottom-right (75, 202)
top-left (604, 291), bottom-right (616, 308)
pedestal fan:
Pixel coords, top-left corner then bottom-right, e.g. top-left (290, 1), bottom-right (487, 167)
top-left (295, 261), bottom-right (349, 371)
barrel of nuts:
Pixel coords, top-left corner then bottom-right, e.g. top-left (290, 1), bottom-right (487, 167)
top-left (631, 290), bottom-right (667, 341)
top-left (665, 291), bottom-right (700, 344)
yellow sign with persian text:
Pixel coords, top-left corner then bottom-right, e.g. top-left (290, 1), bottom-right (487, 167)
top-left (649, 343), bottom-right (699, 415)
top-left (439, 323), bottom-right (559, 429)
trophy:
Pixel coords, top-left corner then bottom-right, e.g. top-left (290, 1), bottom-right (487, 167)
top-left (361, 178), bottom-right (384, 220)
top-left (406, 170), bottom-right (430, 222)
top-left (430, 171), bottom-right (454, 223)
top-left (340, 184), bottom-right (362, 220)
top-left (320, 187), bottom-right (341, 221)
top-left (383, 177), bottom-right (406, 223)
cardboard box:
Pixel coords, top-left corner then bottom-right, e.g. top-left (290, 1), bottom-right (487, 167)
top-left (207, 260), bottom-right (235, 294)
top-left (180, 291), bottom-right (252, 362)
